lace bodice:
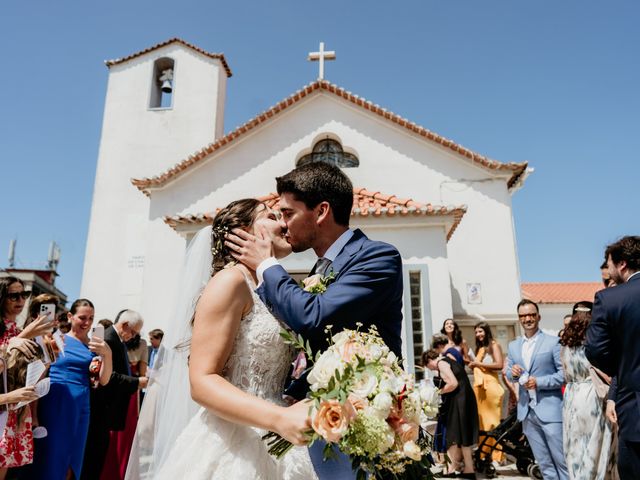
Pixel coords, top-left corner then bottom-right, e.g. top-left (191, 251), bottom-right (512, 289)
top-left (222, 275), bottom-right (294, 403)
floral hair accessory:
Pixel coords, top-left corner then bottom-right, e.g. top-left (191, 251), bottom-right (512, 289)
top-left (211, 225), bottom-right (230, 257)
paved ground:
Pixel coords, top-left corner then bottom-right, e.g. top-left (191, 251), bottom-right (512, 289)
top-left (433, 462), bottom-right (531, 479)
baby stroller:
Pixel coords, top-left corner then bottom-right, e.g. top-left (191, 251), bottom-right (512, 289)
top-left (473, 411), bottom-right (542, 479)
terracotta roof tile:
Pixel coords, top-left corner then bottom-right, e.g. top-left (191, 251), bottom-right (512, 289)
top-left (164, 188), bottom-right (467, 241)
top-left (521, 282), bottom-right (604, 304)
top-left (132, 80), bottom-right (527, 195)
top-left (105, 37), bottom-right (232, 77)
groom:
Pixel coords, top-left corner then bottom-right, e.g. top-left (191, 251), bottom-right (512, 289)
top-left (228, 162), bottom-right (403, 479)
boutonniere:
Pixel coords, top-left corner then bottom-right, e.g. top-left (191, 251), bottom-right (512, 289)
top-left (301, 271), bottom-right (336, 294)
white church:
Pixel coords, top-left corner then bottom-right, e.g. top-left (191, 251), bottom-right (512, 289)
top-left (81, 38), bottom-right (531, 373)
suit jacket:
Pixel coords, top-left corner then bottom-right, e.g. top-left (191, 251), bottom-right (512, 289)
top-left (97, 326), bottom-right (139, 431)
top-left (257, 229), bottom-right (403, 398)
top-left (506, 331), bottom-right (565, 423)
top-left (586, 273), bottom-right (640, 441)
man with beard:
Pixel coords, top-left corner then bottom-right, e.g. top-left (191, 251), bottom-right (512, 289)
top-left (506, 299), bottom-right (568, 480)
top-left (226, 162), bottom-right (403, 480)
top-left (586, 236), bottom-right (640, 479)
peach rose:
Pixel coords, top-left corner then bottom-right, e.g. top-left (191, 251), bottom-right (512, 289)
top-left (396, 422), bottom-right (419, 443)
top-left (302, 274), bottom-right (323, 291)
top-left (347, 394), bottom-right (369, 412)
top-left (311, 399), bottom-right (357, 442)
top-left (339, 339), bottom-right (360, 361)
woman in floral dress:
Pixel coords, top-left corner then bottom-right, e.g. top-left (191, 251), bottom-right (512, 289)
top-left (560, 302), bottom-right (617, 480)
top-left (0, 277), bottom-right (54, 479)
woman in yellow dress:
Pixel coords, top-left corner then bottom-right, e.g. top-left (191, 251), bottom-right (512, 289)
top-left (468, 322), bottom-right (505, 462)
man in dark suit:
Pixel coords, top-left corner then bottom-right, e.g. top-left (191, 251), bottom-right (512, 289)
top-left (228, 162), bottom-right (403, 480)
top-left (81, 310), bottom-right (148, 479)
top-left (586, 235), bottom-right (640, 479)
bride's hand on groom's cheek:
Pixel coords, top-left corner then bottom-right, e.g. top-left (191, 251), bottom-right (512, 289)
top-left (275, 399), bottom-right (313, 446)
top-left (225, 228), bottom-right (273, 270)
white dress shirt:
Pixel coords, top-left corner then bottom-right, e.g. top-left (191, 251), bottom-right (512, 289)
top-left (522, 329), bottom-right (541, 371)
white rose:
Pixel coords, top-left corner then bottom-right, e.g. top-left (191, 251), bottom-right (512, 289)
top-left (403, 441), bottom-right (422, 461)
top-left (386, 351), bottom-right (398, 365)
top-left (372, 391), bottom-right (393, 418)
top-left (331, 331), bottom-right (350, 348)
top-left (380, 424), bottom-right (396, 454)
top-left (403, 391), bottom-right (422, 423)
top-left (368, 344), bottom-right (383, 360)
top-left (419, 382), bottom-right (439, 405)
top-left (351, 371), bottom-right (378, 398)
top-left (307, 350), bottom-right (343, 391)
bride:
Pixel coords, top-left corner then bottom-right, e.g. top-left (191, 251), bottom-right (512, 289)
top-left (126, 199), bottom-right (318, 480)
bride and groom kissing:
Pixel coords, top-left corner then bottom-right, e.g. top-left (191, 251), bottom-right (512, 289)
top-left (144, 162), bottom-right (404, 479)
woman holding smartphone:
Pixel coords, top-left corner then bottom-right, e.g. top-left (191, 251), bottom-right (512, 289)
top-left (0, 277), bottom-right (56, 479)
top-left (29, 299), bottom-right (113, 480)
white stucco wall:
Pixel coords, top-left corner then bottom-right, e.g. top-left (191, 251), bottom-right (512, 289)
top-left (81, 43), bottom-right (227, 320)
top-left (140, 92), bottom-right (521, 337)
top-left (538, 304), bottom-right (573, 334)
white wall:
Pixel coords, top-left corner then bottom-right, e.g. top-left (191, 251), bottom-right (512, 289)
top-left (539, 304), bottom-right (572, 334)
top-left (145, 93), bottom-right (521, 332)
top-left (81, 43), bottom-right (227, 321)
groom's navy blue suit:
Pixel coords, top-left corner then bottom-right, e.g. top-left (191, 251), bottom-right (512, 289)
top-left (257, 229), bottom-right (404, 480)
top-left (586, 272), bottom-right (640, 479)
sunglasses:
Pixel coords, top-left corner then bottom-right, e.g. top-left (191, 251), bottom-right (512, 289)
top-left (6, 291), bottom-right (32, 302)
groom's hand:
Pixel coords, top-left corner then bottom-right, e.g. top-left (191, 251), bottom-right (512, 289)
top-left (226, 227), bottom-right (274, 271)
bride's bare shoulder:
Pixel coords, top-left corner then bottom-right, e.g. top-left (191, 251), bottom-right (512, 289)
top-left (200, 265), bottom-right (252, 305)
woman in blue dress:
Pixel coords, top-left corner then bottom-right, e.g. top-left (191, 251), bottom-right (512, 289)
top-left (30, 299), bottom-right (112, 480)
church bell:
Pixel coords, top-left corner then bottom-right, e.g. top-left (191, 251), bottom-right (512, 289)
top-left (161, 79), bottom-right (173, 93)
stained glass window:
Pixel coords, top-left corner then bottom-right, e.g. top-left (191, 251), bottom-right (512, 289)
top-left (297, 139), bottom-right (359, 168)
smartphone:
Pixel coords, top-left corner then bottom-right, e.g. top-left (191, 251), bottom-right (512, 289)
top-left (91, 324), bottom-right (105, 341)
top-left (40, 304), bottom-right (56, 323)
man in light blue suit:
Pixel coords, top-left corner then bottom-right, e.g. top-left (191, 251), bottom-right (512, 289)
top-left (506, 299), bottom-right (568, 480)
top-left (228, 162), bottom-right (403, 480)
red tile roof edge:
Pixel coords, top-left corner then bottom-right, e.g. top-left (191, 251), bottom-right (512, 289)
top-left (163, 189), bottom-right (467, 242)
top-left (132, 80), bottom-right (527, 195)
top-left (105, 37), bottom-right (232, 77)
top-left (521, 282), bottom-right (604, 304)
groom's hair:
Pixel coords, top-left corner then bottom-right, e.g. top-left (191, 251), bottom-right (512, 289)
top-left (276, 162), bottom-right (353, 226)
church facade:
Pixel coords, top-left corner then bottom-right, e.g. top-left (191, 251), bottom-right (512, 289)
top-left (81, 39), bottom-right (530, 373)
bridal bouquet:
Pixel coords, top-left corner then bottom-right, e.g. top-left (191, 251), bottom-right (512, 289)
top-left (264, 326), bottom-right (440, 479)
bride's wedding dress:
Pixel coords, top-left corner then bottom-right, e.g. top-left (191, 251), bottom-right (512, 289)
top-left (154, 275), bottom-right (318, 480)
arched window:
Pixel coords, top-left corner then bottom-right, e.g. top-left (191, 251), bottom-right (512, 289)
top-left (149, 57), bottom-right (175, 109)
top-left (297, 139), bottom-right (359, 168)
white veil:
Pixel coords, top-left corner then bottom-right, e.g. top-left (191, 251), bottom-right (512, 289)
top-left (125, 226), bottom-right (213, 480)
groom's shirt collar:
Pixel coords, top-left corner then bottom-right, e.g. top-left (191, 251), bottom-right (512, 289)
top-left (256, 229), bottom-right (354, 285)
top-left (322, 229), bottom-right (354, 262)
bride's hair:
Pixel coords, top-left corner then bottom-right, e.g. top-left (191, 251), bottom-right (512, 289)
top-left (210, 198), bottom-right (264, 276)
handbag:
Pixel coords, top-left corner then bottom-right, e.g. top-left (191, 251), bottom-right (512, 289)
top-left (589, 366), bottom-right (610, 401)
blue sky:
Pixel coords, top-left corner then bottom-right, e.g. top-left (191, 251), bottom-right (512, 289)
top-left (1, 1), bottom-right (638, 301)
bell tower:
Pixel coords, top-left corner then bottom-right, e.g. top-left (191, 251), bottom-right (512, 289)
top-left (81, 38), bottom-right (231, 318)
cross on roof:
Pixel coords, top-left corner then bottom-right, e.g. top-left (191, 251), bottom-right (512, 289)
top-left (308, 42), bottom-right (336, 80)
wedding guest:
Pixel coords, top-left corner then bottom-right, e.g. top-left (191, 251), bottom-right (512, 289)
top-left (440, 319), bottom-right (470, 364)
top-left (506, 299), bottom-right (568, 480)
top-left (82, 310), bottom-right (147, 480)
top-left (431, 334), bottom-right (463, 364)
top-left (469, 322), bottom-right (505, 462)
top-left (586, 236), bottom-right (640, 479)
top-left (29, 298), bottom-right (112, 480)
top-left (24, 294), bottom-right (60, 440)
top-left (98, 319), bottom-right (113, 330)
top-left (424, 349), bottom-right (478, 479)
top-left (126, 334), bottom-right (148, 378)
top-left (0, 277), bottom-right (53, 478)
top-left (147, 329), bottom-right (164, 370)
top-left (560, 301), bottom-right (617, 479)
